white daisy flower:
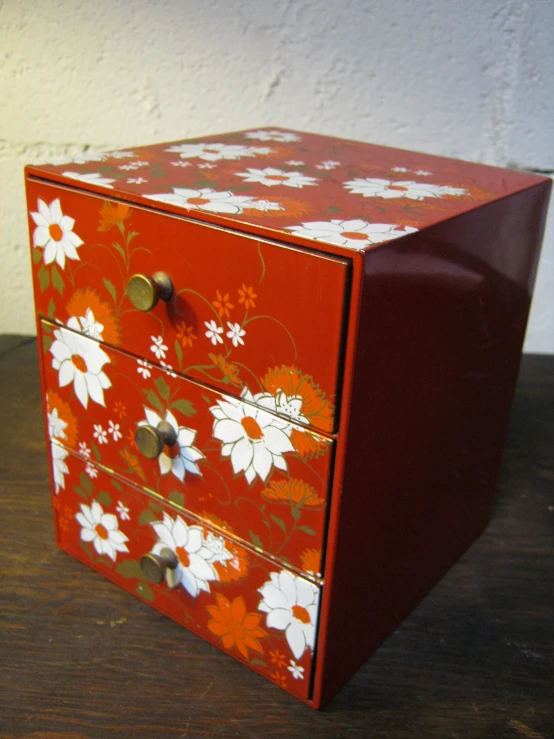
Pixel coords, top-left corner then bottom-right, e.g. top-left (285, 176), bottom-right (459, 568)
top-left (108, 420), bottom-right (122, 441)
top-left (198, 163), bottom-right (216, 169)
top-left (315, 160), bottom-right (340, 170)
top-left (93, 424), bottom-right (108, 444)
top-left (150, 513), bottom-right (219, 597)
top-left (258, 570), bottom-right (319, 660)
top-left (226, 322), bottom-right (246, 347)
top-left (30, 198), bottom-right (83, 269)
top-left (414, 169), bottom-right (432, 176)
top-left (47, 407), bottom-right (67, 440)
top-left (116, 501), bottom-right (130, 521)
top-left (235, 168), bottom-right (318, 189)
top-left (50, 328), bottom-right (111, 409)
top-left (391, 166), bottom-right (409, 173)
top-left (150, 335), bottom-right (168, 360)
top-left (170, 161), bottom-right (191, 167)
top-left (62, 171), bottom-right (115, 188)
top-left (51, 444), bottom-right (69, 493)
top-left (209, 390), bottom-right (294, 484)
top-left (138, 407), bottom-right (204, 481)
top-left (165, 142), bottom-right (264, 162)
top-left (137, 359), bottom-right (151, 379)
top-left (76, 500), bottom-right (129, 562)
top-left (286, 160), bottom-right (304, 166)
top-left (344, 177), bottom-right (468, 200)
top-left (286, 219), bottom-right (418, 249)
top-left (66, 308), bottom-right (104, 341)
top-left (245, 130), bottom-right (300, 143)
top-left (205, 320), bottom-right (224, 345)
top-left (144, 187), bottom-right (266, 215)
top-left (287, 660), bottom-right (305, 680)
top-left (85, 462), bottom-right (98, 479)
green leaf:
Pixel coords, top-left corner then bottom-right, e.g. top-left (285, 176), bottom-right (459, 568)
top-left (250, 658), bottom-right (267, 667)
top-left (42, 334), bottom-right (53, 354)
top-left (154, 376), bottom-right (170, 401)
top-left (91, 442), bottom-right (102, 462)
top-left (296, 525), bottom-right (316, 536)
top-left (202, 394), bottom-right (211, 404)
top-left (291, 506), bottom-right (301, 521)
top-left (249, 530), bottom-right (264, 550)
top-left (32, 247), bottom-right (42, 264)
top-left (78, 540), bottom-right (93, 560)
top-left (148, 499), bottom-right (163, 512)
top-left (96, 490), bottom-right (112, 507)
top-left (47, 298), bottom-right (56, 319)
top-left (126, 230), bottom-right (139, 243)
top-left (74, 486), bottom-right (88, 500)
top-left (116, 559), bottom-right (145, 580)
top-left (143, 388), bottom-right (164, 415)
top-left (171, 398), bottom-right (196, 417)
top-left (37, 264), bottom-right (50, 293)
top-left (139, 509), bottom-right (158, 526)
top-left (103, 277), bottom-right (117, 304)
top-left (80, 472), bottom-right (93, 495)
top-left (51, 265), bottom-right (64, 296)
top-left (136, 582), bottom-right (154, 602)
top-left (111, 478), bottom-right (123, 492)
top-left (270, 514), bottom-right (287, 535)
top-left (168, 491), bottom-right (185, 509)
top-left (112, 242), bottom-right (126, 261)
top-left (174, 339), bottom-right (183, 368)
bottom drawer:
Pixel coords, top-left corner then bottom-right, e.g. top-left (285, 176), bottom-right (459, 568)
top-left (50, 442), bottom-right (321, 701)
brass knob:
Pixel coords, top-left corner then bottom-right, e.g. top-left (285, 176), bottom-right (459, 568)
top-left (140, 547), bottom-right (178, 584)
top-left (135, 420), bottom-right (177, 459)
top-left (127, 272), bottom-right (173, 312)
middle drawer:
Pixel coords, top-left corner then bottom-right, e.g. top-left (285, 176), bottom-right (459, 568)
top-left (41, 321), bottom-right (334, 578)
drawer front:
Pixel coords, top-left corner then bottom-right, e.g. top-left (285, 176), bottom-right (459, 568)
top-left (51, 444), bottom-right (320, 701)
top-left (41, 321), bottom-right (333, 578)
top-left (27, 178), bottom-right (350, 434)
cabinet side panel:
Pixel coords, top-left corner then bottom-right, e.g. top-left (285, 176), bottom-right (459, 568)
top-left (317, 181), bottom-right (552, 706)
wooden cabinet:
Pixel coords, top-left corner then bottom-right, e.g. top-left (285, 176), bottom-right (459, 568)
top-left (26, 127), bottom-right (551, 707)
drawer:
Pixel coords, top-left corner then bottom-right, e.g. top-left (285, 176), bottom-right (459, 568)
top-left (51, 443), bottom-right (321, 701)
top-left (41, 320), bottom-right (334, 578)
top-left (27, 179), bottom-right (350, 434)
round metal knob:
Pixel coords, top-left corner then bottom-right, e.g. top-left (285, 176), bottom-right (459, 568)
top-left (127, 272), bottom-right (173, 312)
top-left (135, 420), bottom-right (177, 459)
top-left (140, 547), bottom-right (178, 584)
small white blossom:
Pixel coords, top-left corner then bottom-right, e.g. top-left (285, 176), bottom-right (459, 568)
top-left (108, 420), bottom-right (122, 441)
top-left (116, 501), bottom-right (130, 521)
top-left (287, 660), bottom-right (305, 680)
top-left (204, 320), bottom-right (224, 345)
top-left (93, 424), bottom-right (108, 444)
top-left (79, 442), bottom-right (91, 458)
top-left (85, 463), bottom-right (98, 479)
top-left (127, 177), bottom-right (147, 184)
top-left (137, 359), bottom-right (151, 379)
top-left (198, 163), bottom-right (216, 169)
top-left (226, 322), bottom-right (246, 347)
top-left (150, 335), bottom-right (168, 360)
top-left (170, 161), bottom-right (191, 167)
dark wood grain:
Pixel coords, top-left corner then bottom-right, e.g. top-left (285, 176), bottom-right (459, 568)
top-left (1, 337), bottom-right (552, 739)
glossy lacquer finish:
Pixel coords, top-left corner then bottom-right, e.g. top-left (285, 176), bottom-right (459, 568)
top-left (52, 444), bottom-right (320, 701)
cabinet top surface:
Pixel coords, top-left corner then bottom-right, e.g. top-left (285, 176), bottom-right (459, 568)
top-left (26, 127), bottom-right (546, 253)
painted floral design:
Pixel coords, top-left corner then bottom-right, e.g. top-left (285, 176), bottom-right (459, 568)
top-left (46, 390), bottom-right (78, 446)
top-left (261, 478), bottom-right (324, 507)
top-left (150, 513), bottom-right (220, 597)
top-left (138, 407), bottom-right (204, 481)
top-left (210, 391), bottom-right (295, 484)
top-left (344, 177), bottom-right (468, 200)
top-left (62, 171), bottom-right (115, 188)
top-left (30, 198), bottom-right (83, 268)
top-left (207, 594), bottom-right (266, 659)
top-left (165, 143), bottom-right (271, 161)
top-left (51, 443), bottom-right (69, 493)
top-left (258, 570), bottom-right (319, 660)
top-left (286, 219), bottom-right (418, 248)
top-left (76, 499), bottom-right (129, 561)
top-left (50, 328), bottom-right (111, 409)
top-left (144, 187), bottom-right (283, 215)
top-left (235, 168), bottom-right (318, 189)
top-left (66, 288), bottom-right (121, 345)
top-left (245, 130), bottom-right (300, 143)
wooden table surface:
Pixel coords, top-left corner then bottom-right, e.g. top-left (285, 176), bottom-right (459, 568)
top-left (0, 336), bottom-right (552, 739)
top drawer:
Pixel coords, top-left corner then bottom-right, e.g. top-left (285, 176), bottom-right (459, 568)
top-left (26, 179), bottom-right (350, 434)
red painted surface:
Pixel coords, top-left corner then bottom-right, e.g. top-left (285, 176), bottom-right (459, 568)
top-left (25, 127), bottom-right (552, 707)
top-left (52, 443), bottom-right (319, 701)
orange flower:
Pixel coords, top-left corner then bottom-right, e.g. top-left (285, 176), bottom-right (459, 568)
top-left (269, 649), bottom-right (287, 668)
top-left (270, 671), bottom-right (288, 689)
top-left (176, 321), bottom-right (196, 348)
top-left (237, 284), bottom-right (257, 310)
top-left (262, 366), bottom-right (333, 433)
top-left (120, 448), bottom-right (145, 481)
top-left (300, 548), bottom-right (321, 575)
top-left (127, 428), bottom-right (138, 451)
top-left (46, 390), bottom-right (78, 447)
top-left (98, 201), bottom-right (131, 231)
top-left (206, 594), bottom-right (266, 660)
top-left (114, 401), bottom-right (126, 419)
top-left (66, 288), bottom-right (121, 346)
top-left (261, 478), bottom-right (325, 507)
top-left (201, 511), bottom-right (233, 533)
top-left (212, 290), bottom-right (234, 318)
top-left (209, 353), bottom-right (241, 387)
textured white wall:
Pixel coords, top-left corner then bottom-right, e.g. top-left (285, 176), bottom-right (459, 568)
top-left (1, 0), bottom-right (552, 351)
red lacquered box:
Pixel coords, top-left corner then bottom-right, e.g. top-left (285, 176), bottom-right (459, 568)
top-left (25, 128), bottom-right (551, 707)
